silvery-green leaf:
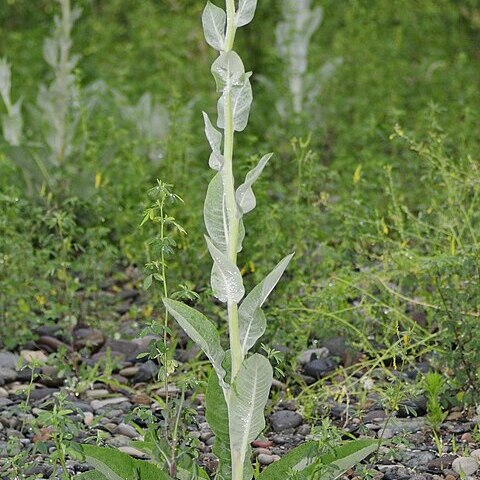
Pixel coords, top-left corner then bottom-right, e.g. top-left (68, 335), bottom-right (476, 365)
top-left (211, 51), bottom-right (245, 92)
top-left (239, 253), bottom-right (294, 355)
top-left (236, 153), bottom-right (272, 214)
top-left (206, 369), bottom-right (230, 443)
top-left (204, 172), bottom-right (245, 253)
top-left (82, 445), bottom-right (169, 480)
top-left (163, 298), bottom-right (226, 383)
top-left (204, 173), bottom-right (228, 252)
top-left (0, 59), bottom-right (11, 102)
top-left (306, 7), bottom-right (323, 39)
top-left (2, 101), bottom-right (23, 146)
top-left (257, 439), bottom-right (377, 480)
top-left (43, 38), bottom-right (58, 67)
top-left (202, 1), bottom-right (226, 52)
top-left (235, 0), bottom-right (258, 27)
top-left (229, 354), bottom-right (272, 468)
top-left (216, 72), bottom-right (253, 132)
top-left (205, 236), bottom-right (245, 303)
top-left (230, 73), bottom-right (253, 132)
top-left (202, 111), bottom-right (224, 170)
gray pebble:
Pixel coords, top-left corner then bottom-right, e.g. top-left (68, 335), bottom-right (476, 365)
top-left (115, 422), bottom-right (139, 439)
top-left (0, 367), bottom-right (17, 386)
top-left (257, 453), bottom-right (280, 466)
top-left (0, 352), bottom-right (19, 370)
top-left (452, 457), bottom-right (479, 476)
top-left (270, 410), bottom-right (303, 432)
top-left (107, 434), bottom-right (132, 448)
top-left (297, 348), bottom-right (329, 365)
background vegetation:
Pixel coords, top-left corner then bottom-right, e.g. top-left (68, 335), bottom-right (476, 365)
top-left (1, 0), bottom-right (480, 407)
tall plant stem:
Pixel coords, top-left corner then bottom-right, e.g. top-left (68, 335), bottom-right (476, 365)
top-left (222, 0), bottom-right (243, 380)
top-left (57, 0), bottom-right (72, 165)
top-left (159, 201), bottom-right (171, 415)
top-left (223, 3), bottom-right (245, 480)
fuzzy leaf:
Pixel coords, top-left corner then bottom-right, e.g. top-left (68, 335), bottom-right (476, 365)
top-left (204, 172), bottom-right (245, 254)
top-left (217, 72), bottom-right (253, 132)
top-left (205, 235), bottom-right (245, 303)
top-left (43, 38), bottom-right (58, 67)
top-left (211, 51), bottom-right (253, 132)
top-left (211, 51), bottom-right (245, 92)
top-left (205, 378), bottom-right (256, 480)
top-left (0, 59), bottom-right (11, 101)
top-left (257, 439), bottom-right (377, 480)
top-left (206, 369), bottom-right (230, 443)
top-left (202, 1), bottom-right (226, 51)
top-left (75, 472), bottom-right (107, 480)
top-left (2, 99), bottom-right (23, 146)
top-left (82, 445), bottom-right (169, 480)
top-left (235, 0), bottom-right (258, 27)
top-left (239, 253), bottom-right (293, 355)
top-left (229, 73), bottom-right (253, 132)
top-left (163, 298), bottom-right (226, 383)
top-left (229, 354), bottom-right (272, 469)
top-left (236, 153), bottom-right (272, 214)
top-left (203, 111), bottom-right (224, 170)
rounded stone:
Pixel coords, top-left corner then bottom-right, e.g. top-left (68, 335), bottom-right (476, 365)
top-left (452, 456), bottom-right (479, 476)
top-left (270, 410), bottom-right (303, 432)
top-left (471, 449), bottom-right (480, 461)
top-left (257, 453), bottom-right (280, 466)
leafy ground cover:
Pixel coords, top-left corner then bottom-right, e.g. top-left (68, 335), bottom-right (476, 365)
top-left (1, 0), bottom-right (480, 479)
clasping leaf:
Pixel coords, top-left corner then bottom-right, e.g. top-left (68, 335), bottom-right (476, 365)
top-left (236, 153), bottom-right (273, 214)
top-left (202, 1), bottom-right (226, 52)
top-left (205, 235), bottom-right (245, 303)
top-left (163, 298), bottom-right (226, 384)
top-left (204, 172), bottom-right (246, 254)
top-left (229, 354), bottom-right (273, 474)
top-left (203, 111), bottom-right (224, 171)
top-left (211, 51), bottom-right (253, 132)
top-left (239, 253), bottom-right (294, 355)
top-left (235, 0), bottom-right (258, 28)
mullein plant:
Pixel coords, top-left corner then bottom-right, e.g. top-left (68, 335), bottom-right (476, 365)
top-left (37, 0), bottom-right (81, 167)
top-left (79, 2), bottom-right (376, 479)
top-left (0, 0), bottom-right (81, 193)
top-left (0, 59), bottom-right (23, 146)
top-left (274, 0), bottom-right (342, 123)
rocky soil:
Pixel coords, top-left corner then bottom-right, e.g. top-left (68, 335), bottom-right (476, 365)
top-left (0, 283), bottom-right (478, 479)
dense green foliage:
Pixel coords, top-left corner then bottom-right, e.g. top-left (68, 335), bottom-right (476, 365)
top-left (1, 0), bottom-right (480, 410)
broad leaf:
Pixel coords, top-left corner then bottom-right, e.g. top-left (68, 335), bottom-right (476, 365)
top-left (202, 1), bottom-right (226, 51)
top-left (163, 298), bottom-right (226, 383)
top-left (235, 0), bottom-right (258, 27)
top-left (229, 354), bottom-right (272, 471)
top-left (212, 437), bottom-right (232, 480)
top-left (206, 369), bottom-right (230, 443)
top-left (204, 172), bottom-right (245, 254)
top-left (239, 253), bottom-right (294, 355)
top-left (211, 51), bottom-right (253, 132)
top-left (236, 153), bottom-right (273, 214)
top-left (2, 100), bottom-right (23, 146)
top-left (202, 111), bottom-right (223, 170)
top-left (75, 472), bottom-right (107, 480)
top-left (0, 58), bottom-right (11, 101)
top-left (211, 51), bottom-right (245, 92)
top-left (205, 235), bottom-right (245, 303)
top-left (217, 72), bottom-right (252, 132)
top-left (82, 445), bottom-right (169, 480)
top-left (257, 439), bottom-right (377, 480)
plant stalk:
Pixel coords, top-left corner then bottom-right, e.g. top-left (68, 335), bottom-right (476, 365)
top-left (222, 0), bottom-right (243, 379)
top-left (223, 2), bottom-right (245, 480)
